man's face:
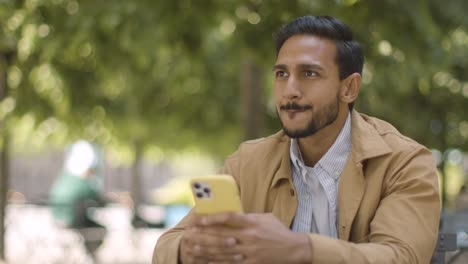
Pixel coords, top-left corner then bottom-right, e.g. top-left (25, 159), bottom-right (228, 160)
top-left (273, 34), bottom-right (342, 138)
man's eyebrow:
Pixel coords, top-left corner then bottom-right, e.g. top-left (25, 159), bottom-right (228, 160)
top-left (272, 64), bottom-right (287, 71)
top-left (272, 63), bottom-right (324, 71)
top-left (296, 63), bottom-right (324, 71)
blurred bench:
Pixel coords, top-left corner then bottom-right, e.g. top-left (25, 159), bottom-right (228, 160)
top-left (132, 204), bottom-right (166, 228)
top-left (431, 233), bottom-right (457, 264)
top-left (437, 211), bottom-right (468, 264)
top-left (76, 227), bottom-right (107, 256)
top-left (49, 198), bottom-right (107, 258)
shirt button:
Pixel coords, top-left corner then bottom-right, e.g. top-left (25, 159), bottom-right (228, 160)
top-left (290, 188), bottom-right (295, 196)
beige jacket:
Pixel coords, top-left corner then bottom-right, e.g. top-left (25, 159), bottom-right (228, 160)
top-left (153, 111), bottom-right (440, 264)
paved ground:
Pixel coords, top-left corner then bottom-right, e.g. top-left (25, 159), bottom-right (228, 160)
top-left (5, 204), bottom-right (166, 264)
top-left (4, 204), bottom-right (468, 264)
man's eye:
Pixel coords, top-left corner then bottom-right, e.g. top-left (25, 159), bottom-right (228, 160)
top-left (304, 71), bottom-right (318, 77)
top-left (275, 71), bottom-right (288, 77)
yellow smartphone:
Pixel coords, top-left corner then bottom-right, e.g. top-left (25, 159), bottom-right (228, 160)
top-left (190, 174), bottom-right (243, 215)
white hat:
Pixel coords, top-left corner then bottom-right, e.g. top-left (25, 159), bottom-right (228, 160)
top-left (64, 140), bottom-right (97, 176)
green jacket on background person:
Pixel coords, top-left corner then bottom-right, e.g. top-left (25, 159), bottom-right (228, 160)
top-left (49, 170), bottom-right (101, 227)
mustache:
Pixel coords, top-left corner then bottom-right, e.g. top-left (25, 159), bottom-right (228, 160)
top-left (280, 102), bottom-right (313, 111)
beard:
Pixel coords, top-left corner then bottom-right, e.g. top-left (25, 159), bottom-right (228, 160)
top-left (277, 96), bottom-right (340, 138)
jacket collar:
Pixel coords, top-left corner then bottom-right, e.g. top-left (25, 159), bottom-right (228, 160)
top-left (270, 131), bottom-right (292, 189)
top-left (349, 110), bottom-right (392, 162)
top-left (270, 110), bottom-right (392, 189)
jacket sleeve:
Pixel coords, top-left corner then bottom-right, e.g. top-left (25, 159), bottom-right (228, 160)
top-left (152, 211), bottom-right (195, 264)
top-left (308, 147), bottom-right (440, 264)
top-left (152, 152), bottom-right (240, 264)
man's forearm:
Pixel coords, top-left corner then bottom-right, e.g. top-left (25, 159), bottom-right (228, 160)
top-left (153, 210), bottom-right (195, 264)
top-left (153, 229), bottom-right (184, 264)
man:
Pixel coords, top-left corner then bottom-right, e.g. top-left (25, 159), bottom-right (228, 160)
top-left (153, 15), bottom-right (440, 263)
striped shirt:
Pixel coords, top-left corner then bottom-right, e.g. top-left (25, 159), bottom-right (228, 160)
top-left (290, 113), bottom-right (352, 237)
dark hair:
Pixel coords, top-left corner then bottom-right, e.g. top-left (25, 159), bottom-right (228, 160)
top-left (275, 15), bottom-right (364, 81)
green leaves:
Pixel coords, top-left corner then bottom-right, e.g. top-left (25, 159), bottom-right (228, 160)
top-left (0, 0), bottom-right (466, 157)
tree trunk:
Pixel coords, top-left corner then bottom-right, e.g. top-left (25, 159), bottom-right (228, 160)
top-left (131, 140), bottom-right (143, 212)
top-left (0, 137), bottom-right (7, 262)
top-left (0, 53), bottom-right (10, 261)
top-left (240, 56), bottom-right (264, 141)
top-left (440, 117), bottom-right (448, 209)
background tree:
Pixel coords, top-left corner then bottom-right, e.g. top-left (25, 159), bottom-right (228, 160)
top-left (0, 0), bottom-right (467, 260)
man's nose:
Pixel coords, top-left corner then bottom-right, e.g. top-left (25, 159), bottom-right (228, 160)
top-left (284, 76), bottom-right (302, 99)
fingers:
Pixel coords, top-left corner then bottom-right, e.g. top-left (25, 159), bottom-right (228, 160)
top-left (192, 243), bottom-right (243, 260)
top-left (183, 242), bottom-right (243, 263)
top-left (192, 232), bottom-right (237, 249)
top-left (206, 253), bottom-right (244, 263)
top-left (180, 240), bottom-right (208, 264)
top-left (194, 225), bottom-right (240, 239)
top-left (181, 226), bottom-right (242, 263)
top-left (197, 212), bottom-right (252, 228)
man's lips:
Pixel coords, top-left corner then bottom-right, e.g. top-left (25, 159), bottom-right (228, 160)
top-left (279, 102), bottom-right (312, 113)
top-left (282, 109), bottom-right (305, 113)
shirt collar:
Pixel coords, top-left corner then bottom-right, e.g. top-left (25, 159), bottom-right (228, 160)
top-left (290, 137), bottom-right (304, 171)
top-left (289, 112), bottom-right (352, 181)
top-left (318, 112), bottom-right (352, 180)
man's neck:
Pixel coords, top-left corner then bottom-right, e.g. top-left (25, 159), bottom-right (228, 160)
top-left (297, 110), bottom-right (350, 167)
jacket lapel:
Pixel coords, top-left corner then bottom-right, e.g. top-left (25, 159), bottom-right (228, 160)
top-left (338, 111), bottom-right (392, 240)
top-left (337, 155), bottom-right (365, 240)
top-left (270, 134), bottom-right (298, 227)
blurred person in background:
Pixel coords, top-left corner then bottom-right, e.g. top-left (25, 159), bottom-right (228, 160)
top-left (49, 140), bottom-right (106, 229)
top-left (154, 15), bottom-right (440, 263)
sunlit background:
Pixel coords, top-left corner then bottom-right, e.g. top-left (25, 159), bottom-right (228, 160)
top-left (0, 0), bottom-right (467, 263)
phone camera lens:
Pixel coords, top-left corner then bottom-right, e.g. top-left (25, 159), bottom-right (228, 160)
top-left (196, 192), bottom-right (203, 198)
top-left (203, 188), bottom-right (210, 194)
top-left (193, 183), bottom-right (201, 189)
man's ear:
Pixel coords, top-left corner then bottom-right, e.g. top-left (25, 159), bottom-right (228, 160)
top-left (339, 72), bottom-right (361, 104)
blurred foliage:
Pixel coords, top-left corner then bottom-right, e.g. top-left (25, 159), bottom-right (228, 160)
top-left (0, 0), bottom-right (467, 160)
top-left (444, 163), bottom-right (464, 202)
top-left (153, 177), bottom-right (194, 206)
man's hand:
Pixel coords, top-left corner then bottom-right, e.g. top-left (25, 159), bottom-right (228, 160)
top-left (194, 213), bottom-right (312, 264)
top-left (179, 215), bottom-right (243, 264)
